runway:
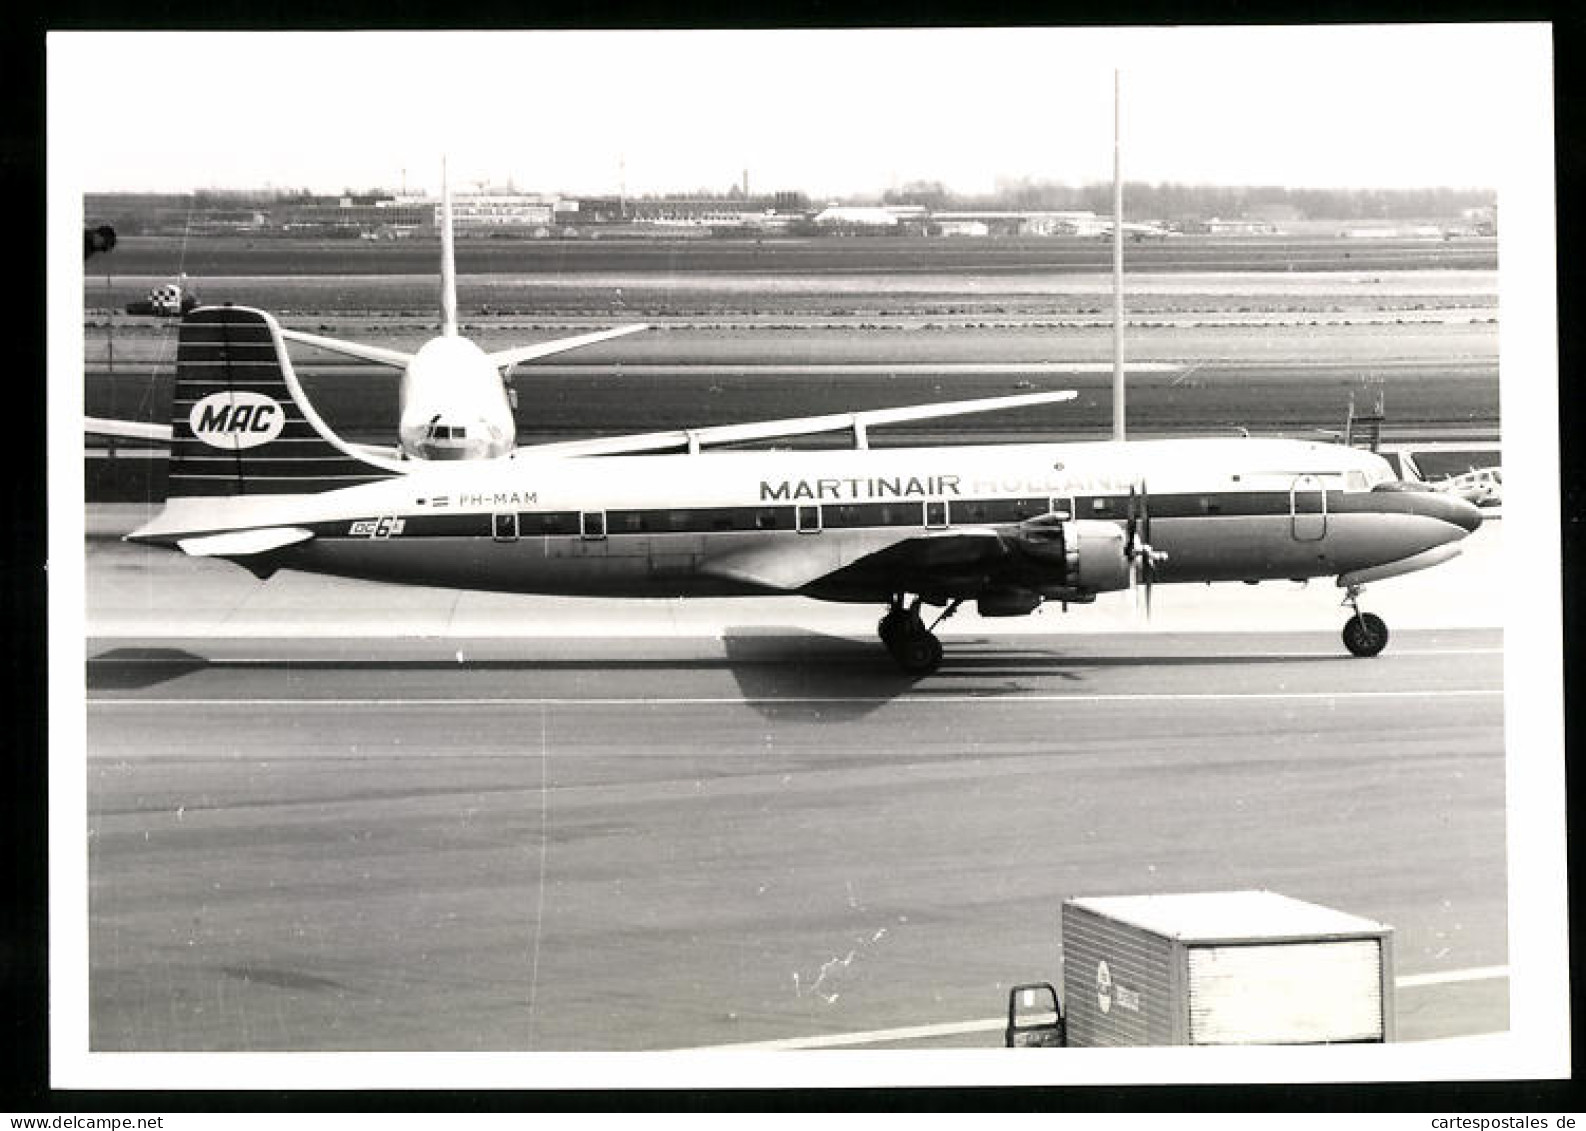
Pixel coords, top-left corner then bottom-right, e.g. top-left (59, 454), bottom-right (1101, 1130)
top-left (80, 510), bottom-right (1510, 1054)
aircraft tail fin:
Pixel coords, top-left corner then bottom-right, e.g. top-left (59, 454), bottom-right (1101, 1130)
top-left (440, 162), bottom-right (458, 337)
top-left (167, 305), bottom-right (402, 498)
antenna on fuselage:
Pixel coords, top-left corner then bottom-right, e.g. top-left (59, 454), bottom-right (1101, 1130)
top-left (440, 158), bottom-right (458, 337)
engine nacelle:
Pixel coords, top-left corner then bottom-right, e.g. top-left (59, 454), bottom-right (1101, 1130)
top-left (1013, 516), bottom-right (1131, 594)
top-left (977, 587), bottom-right (1044, 617)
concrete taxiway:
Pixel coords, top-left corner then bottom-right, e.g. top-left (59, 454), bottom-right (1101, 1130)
top-left (71, 505), bottom-right (1513, 1055)
top-left (84, 629), bottom-right (1505, 1054)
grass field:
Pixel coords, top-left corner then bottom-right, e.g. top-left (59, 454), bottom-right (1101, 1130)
top-left (85, 233), bottom-right (1497, 320)
top-left (88, 232), bottom-right (1498, 280)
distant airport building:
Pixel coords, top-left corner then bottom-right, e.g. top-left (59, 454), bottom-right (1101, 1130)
top-left (278, 195), bottom-right (431, 236)
top-left (186, 209), bottom-right (271, 234)
top-left (1202, 217), bottom-right (1278, 235)
top-left (813, 204), bottom-right (928, 231)
top-left (1024, 211), bottom-right (1101, 236)
top-left (628, 198), bottom-right (776, 227)
top-left (438, 193), bottom-right (560, 234)
top-left (931, 210), bottom-right (1099, 236)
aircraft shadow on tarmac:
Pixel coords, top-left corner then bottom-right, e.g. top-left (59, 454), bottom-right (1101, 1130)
top-left (88, 647), bottom-right (211, 690)
top-left (87, 638), bottom-right (1344, 715)
top-left (723, 630), bottom-right (1353, 721)
top-left (708, 628), bottom-right (1337, 720)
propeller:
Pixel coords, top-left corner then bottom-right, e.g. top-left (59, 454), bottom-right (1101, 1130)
top-left (1125, 479), bottom-right (1163, 617)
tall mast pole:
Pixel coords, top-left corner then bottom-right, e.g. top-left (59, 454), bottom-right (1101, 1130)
top-left (440, 158), bottom-right (457, 337)
top-left (1112, 68), bottom-right (1126, 442)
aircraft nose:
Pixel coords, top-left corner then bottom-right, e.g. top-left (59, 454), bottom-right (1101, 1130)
top-left (1412, 489), bottom-right (1483, 534)
top-left (1446, 495), bottom-right (1484, 534)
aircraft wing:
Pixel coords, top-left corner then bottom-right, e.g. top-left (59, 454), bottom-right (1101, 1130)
top-left (515, 389), bottom-right (1079, 459)
top-left (702, 527), bottom-right (1008, 593)
top-left (486, 323), bottom-right (650, 370)
top-left (279, 328), bottom-right (414, 369)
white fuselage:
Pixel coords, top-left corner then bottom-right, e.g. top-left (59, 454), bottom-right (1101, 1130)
top-left (141, 436), bottom-right (1481, 604)
top-left (397, 336), bottom-right (516, 461)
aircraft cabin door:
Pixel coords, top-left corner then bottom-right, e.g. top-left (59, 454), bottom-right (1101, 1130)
top-left (1289, 475), bottom-right (1327, 541)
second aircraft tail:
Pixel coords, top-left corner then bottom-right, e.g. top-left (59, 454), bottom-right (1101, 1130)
top-left (167, 305), bottom-right (401, 498)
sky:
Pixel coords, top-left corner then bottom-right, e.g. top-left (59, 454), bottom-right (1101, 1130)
top-left (50, 25), bottom-right (1545, 197)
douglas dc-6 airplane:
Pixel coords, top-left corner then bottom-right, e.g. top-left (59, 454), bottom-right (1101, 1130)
top-left (97, 180), bottom-right (1481, 674)
top-left (117, 299), bottom-right (1481, 674)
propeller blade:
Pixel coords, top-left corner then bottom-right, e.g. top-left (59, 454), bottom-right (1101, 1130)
top-left (1140, 478), bottom-right (1150, 551)
top-left (1140, 477), bottom-right (1153, 615)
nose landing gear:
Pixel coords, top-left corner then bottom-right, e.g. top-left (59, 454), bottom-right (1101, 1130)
top-left (878, 594), bottom-right (961, 675)
top-left (1341, 583), bottom-right (1390, 657)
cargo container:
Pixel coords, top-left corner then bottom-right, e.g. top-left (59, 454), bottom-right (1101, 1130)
top-left (1007, 890), bottom-right (1394, 1047)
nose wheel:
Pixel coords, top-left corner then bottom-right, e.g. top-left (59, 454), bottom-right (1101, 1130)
top-left (1341, 584), bottom-right (1390, 657)
top-left (878, 595), bottom-right (957, 675)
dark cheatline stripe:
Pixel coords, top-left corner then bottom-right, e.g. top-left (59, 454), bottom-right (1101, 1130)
top-left (281, 487), bottom-right (1462, 541)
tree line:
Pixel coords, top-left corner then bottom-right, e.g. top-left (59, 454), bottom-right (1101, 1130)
top-left (884, 179), bottom-right (1494, 219)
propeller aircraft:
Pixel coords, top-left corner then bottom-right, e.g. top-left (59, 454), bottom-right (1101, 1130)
top-left (90, 172), bottom-right (1482, 675)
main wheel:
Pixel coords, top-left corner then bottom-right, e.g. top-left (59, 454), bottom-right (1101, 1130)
top-left (893, 631), bottom-right (944, 676)
top-left (1342, 612), bottom-right (1389, 658)
top-left (878, 610), bottom-right (909, 656)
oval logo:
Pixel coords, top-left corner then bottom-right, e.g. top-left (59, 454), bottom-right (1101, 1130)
top-left (188, 391), bottom-right (286, 450)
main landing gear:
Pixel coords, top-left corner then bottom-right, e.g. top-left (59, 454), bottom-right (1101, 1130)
top-left (1341, 583), bottom-right (1390, 658)
top-left (878, 595), bottom-right (961, 676)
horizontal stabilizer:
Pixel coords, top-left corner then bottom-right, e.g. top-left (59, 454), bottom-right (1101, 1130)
top-left (487, 323), bottom-right (650, 370)
top-left (176, 527), bottom-right (314, 557)
top-left (520, 389), bottom-right (1079, 458)
top-left (279, 327), bottom-right (413, 369)
top-left (86, 416), bottom-right (173, 443)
